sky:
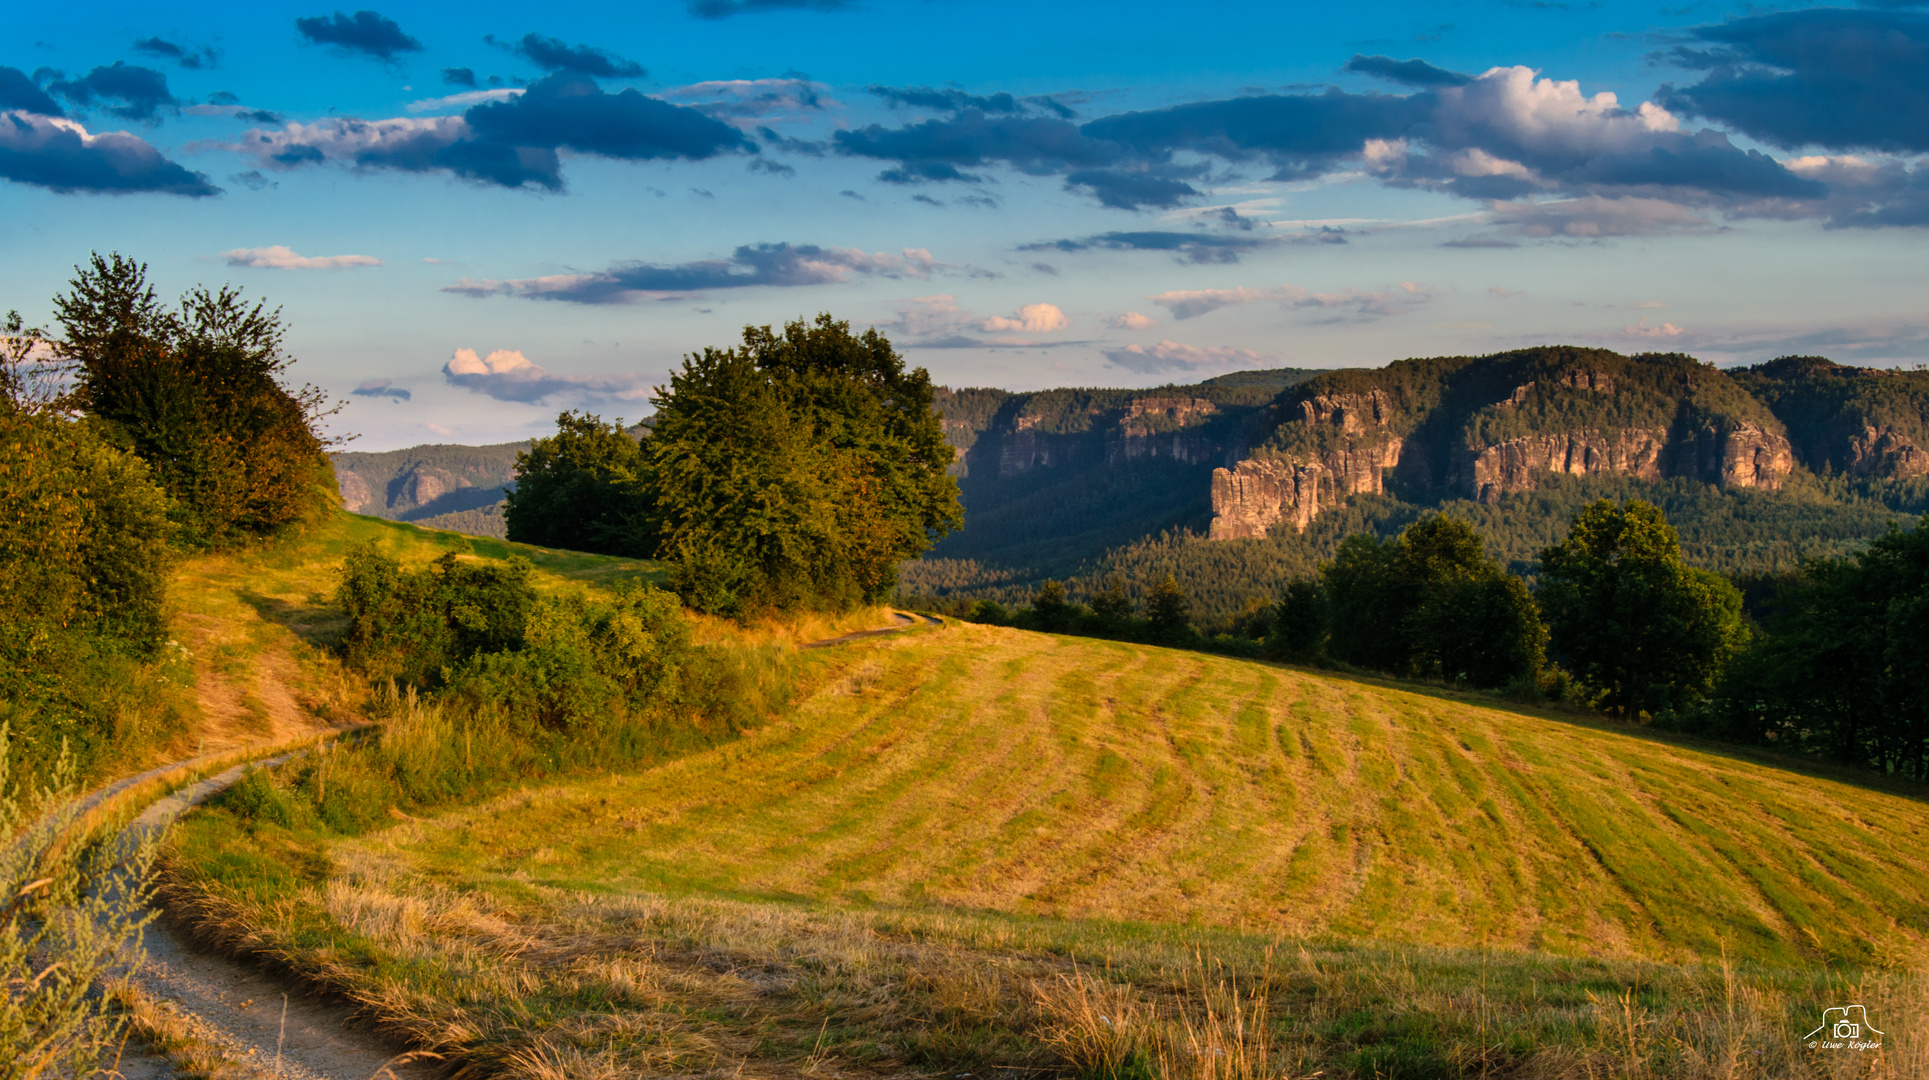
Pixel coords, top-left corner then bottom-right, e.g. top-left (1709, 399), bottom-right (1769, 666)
top-left (4, 1), bottom-right (1927, 450)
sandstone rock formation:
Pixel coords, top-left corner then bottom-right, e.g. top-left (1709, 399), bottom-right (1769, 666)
top-left (1847, 425), bottom-right (1929, 478)
top-left (1210, 459), bottom-right (1325, 539)
top-left (1467, 428), bottom-right (1666, 504)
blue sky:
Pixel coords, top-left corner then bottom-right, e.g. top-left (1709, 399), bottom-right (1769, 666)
top-left (4, 1), bottom-right (1926, 449)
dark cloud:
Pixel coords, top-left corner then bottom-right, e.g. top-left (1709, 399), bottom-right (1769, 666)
top-left (868, 85), bottom-right (1025, 115)
top-left (507, 33), bottom-right (644, 78)
top-left (747, 157), bottom-right (795, 176)
top-left (1655, 8), bottom-right (1929, 153)
top-left (0, 67), bottom-right (63, 116)
top-left (442, 67), bottom-right (477, 88)
top-left (461, 72), bottom-right (750, 175)
top-left (1440, 236), bottom-right (1520, 248)
top-left (0, 111), bottom-right (218, 195)
top-left (444, 242), bottom-right (935, 303)
top-left (133, 37), bottom-right (216, 69)
top-left (294, 10), bottom-right (423, 61)
top-left (1032, 261), bottom-right (1058, 275)
top-left (1082, 91), bottom-right (1425, 169)
top-left (1025, 230), bottom-right (1269, 263)
top-left (238, 72), bottom-right (752, 189)
top-left (687, 0), bottom-right (853, 18)
top-left (1063, 169), bottom-right (1199, 209)
top-left (839, 188), bottom-right (863, 199)
top-left (49, 63), bottom-right (177, 121)
top-left (912, 193), bottom-right (944, 206)
top-left (833, 109), bottom-right (1121, 187)
top-left (229, 170), bottom-right (276, 190)
top-left (236, 108), bottom-right (284, 124)
top-left (352, 379), bottom-right (411, 400)
top-left (1344, 54), bottom-right (1472, 87)
top-left (207, 90), bottom-right (240, 105)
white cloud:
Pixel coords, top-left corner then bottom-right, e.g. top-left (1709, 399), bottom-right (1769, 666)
top-left (217, 115), bottom-right (469, 170)
top-left (1107, 311), bottom-right (1159, 330)
top-left (1102, 340), bottom-right (1274, 375)
top-left (405, 88), bottom-right (523, 113)
top-left (222, 245), bottom-right (381, 269)
top-left (1438, 66), bottom-right (1680, 160)
top-left (982, 303), bottom-right (1068, 333)
top-left (654, 78), bottom-right (833, 126)
top-left (1149, 282), bottom-right (1437, 320)
top-left (442, 347), bottom-right (651, 403)
top-left (1623, 318), bottom-right (1686, 339)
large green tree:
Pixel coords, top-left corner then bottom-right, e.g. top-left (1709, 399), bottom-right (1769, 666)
top-left (504, 412), bottom-right (651, 556)
top-left (52, 253), bottom-right (335, 546)
top-left (1712, 516), bottom-right (1929, 776)
top-left (1322, 516), bottom-right (1544, 688)
top-left (1538, 499), bottom-right (1744, 718)
top-left (524, 315), bottom-right (961, 615)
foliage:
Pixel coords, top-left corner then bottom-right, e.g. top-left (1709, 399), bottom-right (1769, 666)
top-left (647, 316), bottom-right (962, 615)
top-left (504, 411), bottom-right (650, 555)
top-left (336, 544), bottom-right (538, 688)
top-left (53, 252), bottom-right (335, 547)
top-left (1732, 355), bottom-right (1929, 476)
top-left (0, 356), bottom-right (178, 778)
top-left (1322, 516), bottom-right (1545, 688)
top-left (1146, 575), bottom-right (1191, 638)
top-left (1710, 515), bottom-right (1929, 778)
top-left (1539, 499), bottom-right (1746, 717)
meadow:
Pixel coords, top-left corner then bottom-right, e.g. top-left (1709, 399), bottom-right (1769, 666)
top-left (162, 610), bottom-right (1929, 1078)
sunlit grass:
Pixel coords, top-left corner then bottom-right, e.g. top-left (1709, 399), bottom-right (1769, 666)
top-left (164, 620), bottom-right (1929, 1076)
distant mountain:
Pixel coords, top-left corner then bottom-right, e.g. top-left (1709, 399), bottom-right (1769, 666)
top-left (924, 368), bottom-right (1330, 573)
top-left (332, 353), bottom-right (1929, 626)
top-left (902, 349), bottom-right (1929, 626)
top-left (330, 441), bottom-right (525, 536)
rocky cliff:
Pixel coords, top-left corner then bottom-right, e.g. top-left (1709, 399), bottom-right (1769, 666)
top-left (329, 441), bottom-right (526, 524)
top-left (1209, 347), bottom-right (1811, 539)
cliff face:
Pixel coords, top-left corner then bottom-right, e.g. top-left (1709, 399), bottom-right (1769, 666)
top-left (1208, 348), bottom-right (1807, 540)
top-left (1730, 358), bottom-right (1929, 482)
top-left (1466, 428), bottom-right (1666, 503)
top-left (329, 441), bottom-right (526, 523)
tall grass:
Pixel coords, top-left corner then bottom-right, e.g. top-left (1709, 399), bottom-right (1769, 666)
top-left (0, 723), bottom-right (157, 1079)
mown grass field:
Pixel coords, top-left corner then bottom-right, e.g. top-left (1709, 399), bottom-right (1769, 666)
top-left (165, 612), bottom-right (1929, 1078)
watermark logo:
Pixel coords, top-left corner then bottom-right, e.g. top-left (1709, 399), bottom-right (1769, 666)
top-left (1803, 1005), bottom-right (1884, 1052)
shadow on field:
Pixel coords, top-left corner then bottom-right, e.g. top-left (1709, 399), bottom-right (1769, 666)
top-left (235, 589), bottom-right (347, 650)
top-left (1292, 659), bottom-right (1929, 808)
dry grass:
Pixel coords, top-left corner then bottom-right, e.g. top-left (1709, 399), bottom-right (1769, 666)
top-left (161, 621), bottom-right (1929, 1078)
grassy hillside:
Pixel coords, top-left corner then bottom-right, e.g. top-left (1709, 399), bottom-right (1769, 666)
top-left (164, 620), bottom-right (1929, 1078)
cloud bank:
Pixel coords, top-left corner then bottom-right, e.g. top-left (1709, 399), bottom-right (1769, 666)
top-left (446, 243), bottom-right (937, 303)
top-left (222, 245), bottom-right (382, 269)
top-left (443, 347), bottom-right (650, 403)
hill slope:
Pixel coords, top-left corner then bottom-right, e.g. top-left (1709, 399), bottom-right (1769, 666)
top-left (390, 624), bottom-right (1927, 970)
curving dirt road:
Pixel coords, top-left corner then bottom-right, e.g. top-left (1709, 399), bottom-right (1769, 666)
top-left (68, 611), bottom-right (943, 1078)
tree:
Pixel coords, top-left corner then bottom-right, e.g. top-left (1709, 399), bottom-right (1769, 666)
top-left (1267, 578), bottom-right (1324, 662)
top-left (1088, 576), bottom-right (1135, 630)
top-left (52, 253), bottom-right (335, 546)
top-left (1538, 499), bottom-right (1745, 718)
top-left (505, 412), bottom-right (651, 556)
top-left (1713, 516), bottom-right (1929, 776)
top-left (640, 316), bottom-right (961, 615)
top-left (1320, 516), bottom-right (1543, 688)
top-left (1147, 574), bottom-right (1191, 637)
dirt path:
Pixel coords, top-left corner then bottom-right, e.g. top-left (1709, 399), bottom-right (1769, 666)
top-left (106, 755), bottom-right (439, 1080)
top-left (803, 610), bottom-right (943, 648)
top-left (78, 611), bottom-right (939, 1078)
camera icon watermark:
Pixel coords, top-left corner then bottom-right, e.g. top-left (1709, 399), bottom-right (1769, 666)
top-left (1803, 1005), bottom-right (1884, 1052)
